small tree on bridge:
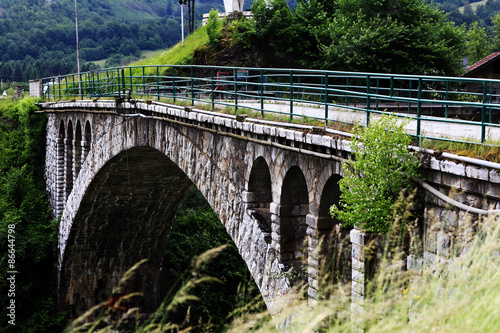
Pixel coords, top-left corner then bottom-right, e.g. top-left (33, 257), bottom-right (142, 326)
top-left (330, 116), bottom-right (420, 234)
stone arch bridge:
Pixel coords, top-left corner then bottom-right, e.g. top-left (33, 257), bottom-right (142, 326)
top-left (41, 99), bottom-right (500, 316)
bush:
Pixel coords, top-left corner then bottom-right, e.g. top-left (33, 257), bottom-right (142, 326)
top-left (330, 115), bottom-right (420, 233)
top-left (206, 9), bottom-right (222, 45)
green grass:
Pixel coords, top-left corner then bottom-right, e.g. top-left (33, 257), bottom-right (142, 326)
top-left (458, 0), bottom-right (487, 13)
top-left (133, 26), bottom-right (209, 68)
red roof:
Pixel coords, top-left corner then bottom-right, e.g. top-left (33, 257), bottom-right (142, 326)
top-left (464, 52), bottom-right (500, 76)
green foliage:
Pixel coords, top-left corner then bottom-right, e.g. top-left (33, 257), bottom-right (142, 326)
top-left (243, 0), bottom-right (465, 74)
top-left (160, 187), bottom-right (265, 332)
top-left (465, 21), bottom-right (491, 64)
top-left (0, 98), bottom-right (66, 332)
top-left (319, 0), bottom-right (466, 75)
top-left (206, 9), bottom-right (222, 44)
top-left (251, 0), bottom-right (298, 66)
top-left (330, 115), bottom-right (420, 233)
top-left (0, 0), bottom-right (224, 82)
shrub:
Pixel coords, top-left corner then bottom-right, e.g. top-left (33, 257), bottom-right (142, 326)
top-left (330, 115), bottom-right (420, 233)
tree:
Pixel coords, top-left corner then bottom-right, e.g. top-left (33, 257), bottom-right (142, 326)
top-left (318, 0), bottom-right (466, 75)
top-left (330, 116), bottom-right (420, 233)
top-left (492, 13), bottom-right (500, 51)
top-left (251, 0), bottom-right (298, 66)
top-left (465, 21), bottom-right (491, 65)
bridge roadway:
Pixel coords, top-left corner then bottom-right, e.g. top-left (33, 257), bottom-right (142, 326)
top-left (40, 99), bottom-right (500, 320)
top-left (232, 100), bottom-right (500, 142)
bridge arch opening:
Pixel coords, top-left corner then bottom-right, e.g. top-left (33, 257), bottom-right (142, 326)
top-left (247, 156), bottom-right (272, 241)
top-left (74, 120), bottom-right (82, 182)
top-left (83, 120), bottom-right (92, 162)
top-left (65, 120), bottom-right (74, 200)
top-left (318, 174), bottom-right (352, 285)
top-left (60, 146), bottom-right (265, 318)
top-left (280, 166), bottom-right (308, 285)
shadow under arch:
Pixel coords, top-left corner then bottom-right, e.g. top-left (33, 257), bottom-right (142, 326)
top-left (280, 166), bottom-right (308, 286)
top-left (246, 156), bottom-right (272, 242)
top-left (318, 174), bottom-right (352, 286)
top-left (59, 146), bottom-right (264, 316)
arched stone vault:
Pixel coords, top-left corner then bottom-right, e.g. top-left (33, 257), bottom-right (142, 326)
top-left (43, 101), bottom-right (352, 315)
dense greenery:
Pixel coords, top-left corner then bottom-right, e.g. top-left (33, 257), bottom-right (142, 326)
top-left (330, 116), bottom-right (420, 233)
top-left (243, 0), bottom-right (466, 75)
top-left (0, 0), bottom-right (225, 83)
top-left (0, 98), bottom-right (66, 332)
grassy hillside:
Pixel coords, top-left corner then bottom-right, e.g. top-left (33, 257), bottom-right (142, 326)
top-left (133, 26), bottom-right (210, 67)
top-left (458, 0), bottom-right (488, 13)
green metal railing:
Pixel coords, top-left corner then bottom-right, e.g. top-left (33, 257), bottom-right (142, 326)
top-left (42, 65), bottom-right (500, 146)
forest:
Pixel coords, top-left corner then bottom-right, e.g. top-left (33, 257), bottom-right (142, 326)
top-left (0, 0), bottom-right (226, 83)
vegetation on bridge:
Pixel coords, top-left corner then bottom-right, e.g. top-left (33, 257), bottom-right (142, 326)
top-left (331, 116), bottom-right (421, 234)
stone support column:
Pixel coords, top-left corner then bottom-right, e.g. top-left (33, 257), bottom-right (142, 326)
top-left (306, 214), bottom-right (320, 303)
top-left (55, 138), bottom-right (65, 217)
top-left (81, 140), bottom-right (90, 165)
top-left (64, 138), bottom-right (73, 200)
top-left (73, 139), bottom-right (82, 185)
top-left (350, 228), bottom-right (366, 333)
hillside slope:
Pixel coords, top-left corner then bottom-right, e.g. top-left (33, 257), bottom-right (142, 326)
top-left (0, 0), bottom-right (224, 83)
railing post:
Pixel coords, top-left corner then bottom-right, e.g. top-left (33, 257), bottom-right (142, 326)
top-left (191, 66), bottom-right (195, 106)
top-left (489, 82), bottom-right (493, 124)
top-left (234, 69), bottom-right (238, 114)
top-left (366, 75), bottom-right (371, 127)
top-left (445, 81), bottom-right (449, 118)
top-left (346, 76), bottom-right (349, 106)
top-left (142, 66), bottom-right (145, 99)
top-left (260, 70), bottom-right (264, 116)
top-left (154, 66), bottom-right (158, 101)
top-left (290, 71), bottom-right (293, 121)
top-left (408, 79), bottom-right (412, 114)
top-left (325, 72), bottom-right (329, 124)
top-left (129, 67), bottom-right (133, 97)
top-left (121, 67), bottom-right (125, 98)
top-left (376, 78), bottom-right (380, 110)
top-left (211, 67), bottom-right (215, 110)
top-left (172, 67), bottom-right (176, 103)
top-left (417, 78), bottom-right (423, 146)
top-left (482, 81), bottom-right (487, 143)
top-left (58, 76), bottom-right (61, 100)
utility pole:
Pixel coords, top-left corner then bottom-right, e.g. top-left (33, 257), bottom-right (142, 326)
top-left (181, 3), bottom-right (185, 45)
top-left (74, 0), bottom-right (81, 96)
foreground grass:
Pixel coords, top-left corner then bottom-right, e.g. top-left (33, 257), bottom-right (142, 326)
top-left (226, 214), bottom-right (500, 332)
top-left (66, 211), bottom-right (500, 332)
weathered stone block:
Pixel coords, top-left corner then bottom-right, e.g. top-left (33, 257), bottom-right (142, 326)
top-left (466, 165), bottom-right (489, 181)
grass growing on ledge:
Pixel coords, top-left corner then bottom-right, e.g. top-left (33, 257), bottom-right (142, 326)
top-left (421, 137), bottom-right (500, 163)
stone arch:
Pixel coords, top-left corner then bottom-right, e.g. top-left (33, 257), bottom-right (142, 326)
top-left (280, 166), bottom-right (309, 285)
top-left (74, 120), bottom-right (82, 184)
top-left (59, 147), bottom-right (193, 313)
top-left (83, 120), bottom-right (92, 162)
top-left (246, 156), bottom-right (272, 242)
top-left (65, 120), bottom-right (74, 200)
top-left (56, 115), bottom-right (277, 314)
top-left (318, 174), bottom-right (352, 285)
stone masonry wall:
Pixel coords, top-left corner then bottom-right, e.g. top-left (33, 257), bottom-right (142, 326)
top-left (42, 100), bottom-right (500, 321)
top-left (43, 100), bottom-right (353, 315)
